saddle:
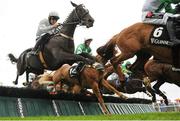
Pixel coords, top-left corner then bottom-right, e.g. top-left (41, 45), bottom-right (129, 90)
top-left (69, 62), bottom-right (86, 78)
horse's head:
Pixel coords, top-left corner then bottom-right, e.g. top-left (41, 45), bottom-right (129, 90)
top-left (71, 1), bottom-right (94, 28)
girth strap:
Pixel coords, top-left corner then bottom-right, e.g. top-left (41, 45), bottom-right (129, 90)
top-left (56, 33), bottom-right (74, 41)
top-left (38, 51), bottom-right (48, 68)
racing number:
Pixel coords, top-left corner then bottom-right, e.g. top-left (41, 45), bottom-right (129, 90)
top-left (153, 27), bottom-right (163, 38)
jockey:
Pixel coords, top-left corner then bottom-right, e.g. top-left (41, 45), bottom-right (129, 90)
top-left (75, 38), bottom-right (96, 61)
top-left (31, 11), bottom-right (61, 55)
top-left (121, 61), bottom-right (132, 78)
top-left (142, 0), bottom-right (180, 71)
top-left (71, 38), bottom-right (95, 77)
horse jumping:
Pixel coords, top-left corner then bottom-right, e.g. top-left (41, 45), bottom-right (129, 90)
top-left (8, 1), bottom-right (95, 85)
top-left (96, 21), bottom-right (180, 101)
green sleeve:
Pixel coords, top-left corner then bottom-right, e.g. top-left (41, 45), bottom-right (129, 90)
top-left (159, 0), bottom-right (179, 13)
top-left (75, 44), bottom-right (83, 54)
top-left (160, 0), bottom-right (180, 4)
top-left (165, 4), bottom-right (176, 13)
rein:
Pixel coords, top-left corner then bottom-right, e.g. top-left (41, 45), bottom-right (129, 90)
top-left (54, 5), bottom-right (89, 41)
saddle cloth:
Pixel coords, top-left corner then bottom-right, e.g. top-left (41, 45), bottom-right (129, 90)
top-left (149, 25), bottom-right (173, 47)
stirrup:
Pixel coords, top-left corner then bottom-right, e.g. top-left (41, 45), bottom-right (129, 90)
top-left (172, 67), bottom-right (180, 72)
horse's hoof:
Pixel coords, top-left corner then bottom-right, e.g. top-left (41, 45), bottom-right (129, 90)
top-left (120, 95), bottom-right (128, 99)
top-left (146, 91), bottom-right (152, 97)
top-left (103, 110), bottom-right (110, 115)
top-left (23, 82), bottom-right (28, 86)
top-left (13, 81), bottom-right (18, 85)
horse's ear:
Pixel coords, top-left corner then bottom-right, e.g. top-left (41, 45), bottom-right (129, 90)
top-left (71, 1), bottom-right (77, 7)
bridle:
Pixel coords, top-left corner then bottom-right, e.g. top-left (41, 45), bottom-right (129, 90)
top-left (54, 4), bottom-right (90, 40)
top-left (62, 4), bottom-right (89, 26)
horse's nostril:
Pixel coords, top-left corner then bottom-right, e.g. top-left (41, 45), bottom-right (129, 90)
top-left (88, 19), bottom-right (94, 23)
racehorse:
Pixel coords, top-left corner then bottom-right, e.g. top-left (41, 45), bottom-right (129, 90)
top-left (101, 74), bottom-right (151, 97)
top-left (52, 63), bottom-right (127, 114)
top-left (8, 1), bottom-right (94, 85)
top-left (96, 19), bottom-right (180, 100)
top-left (144, 59), bottom-right (180, 105)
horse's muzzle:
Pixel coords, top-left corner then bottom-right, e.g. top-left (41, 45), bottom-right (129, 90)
top-left (84, 18), bottom-right (94, 28)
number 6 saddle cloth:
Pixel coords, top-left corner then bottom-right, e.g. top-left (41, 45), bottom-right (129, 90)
top-left (149, 25), bottom-right (172, 47)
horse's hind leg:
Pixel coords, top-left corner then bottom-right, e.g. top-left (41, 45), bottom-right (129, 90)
top-left (101, 79), bottom-right (128, 99)
top-left (91, 82), bottom-right (109, 115)
top-left (153, 81), bottom-right (168, 105)
top-left (23, 72), bottom-right (30, 86)
top-left (13, 74), bottom-right (19, 85)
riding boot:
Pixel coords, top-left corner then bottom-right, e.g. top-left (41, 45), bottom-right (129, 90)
top-left (71, 61), bottom-right (85, 77)
top-left (167, 19), bottom-right (180, 71)
top-left (31, 33), bottom-right (51, 55)
top-left (172, 45), bottom-right (180, 71)
top-left (167, 18), bottom-right (180, 44)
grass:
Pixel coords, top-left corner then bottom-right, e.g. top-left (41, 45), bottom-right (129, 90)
top-left (0, 112), bottom-right (180, 120)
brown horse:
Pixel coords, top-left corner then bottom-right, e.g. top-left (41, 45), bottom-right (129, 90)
top-left (52, 63), bottom-right (127, 114)
top-left (97, 22), bottom-right (180, 88)
top-left (144, 59), bottom-right (180, 105)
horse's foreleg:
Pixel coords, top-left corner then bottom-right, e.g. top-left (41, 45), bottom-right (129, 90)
top-left (153, 81), bottom-right (168, 105)
top-left (91, 82), bottom-right (109, 115)
top-left (71, 84), bottom-right (81, 94)
top-left (101, 79), bottom-right (128, 99)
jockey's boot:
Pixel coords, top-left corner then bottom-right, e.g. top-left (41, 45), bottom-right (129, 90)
top-left (167, 18), bottom-right (180, 44)
top-left (167, 19), bottom-right (180, 71)
top-left (31, 33), bottom-right (51, 55)
top-left (172, 44), bottom-right (180, 71)
top-left (71, 61), bottom-right (85, 77)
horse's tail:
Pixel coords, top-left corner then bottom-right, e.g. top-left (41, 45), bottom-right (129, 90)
top-left (96, 37), bottom-right (116, 61)
top-left (8, 53), bottom-right (18, 64)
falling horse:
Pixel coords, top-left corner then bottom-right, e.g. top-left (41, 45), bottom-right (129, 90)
top-left (8, 1), bottom-right (94, 85)
top-left (101, 73), bottom-right (151, 97)
top-left (32, 63), bottom-right (127, 114)
top-left (144, 59), bottom-right (180, 105)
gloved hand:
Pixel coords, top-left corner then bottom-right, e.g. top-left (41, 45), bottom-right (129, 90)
top-left (146, 11), bottom-right (154, 18)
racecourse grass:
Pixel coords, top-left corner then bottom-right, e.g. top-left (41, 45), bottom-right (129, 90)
top-left (0, 112), bottom-right (180, 120)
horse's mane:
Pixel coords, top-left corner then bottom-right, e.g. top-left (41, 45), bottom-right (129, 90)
top-left (62, 4), bottom-right (83, 24)
top-left (62, 10), bottom-right (74, 24)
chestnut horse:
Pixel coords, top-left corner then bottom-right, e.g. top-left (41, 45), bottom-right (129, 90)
top-left (52, 63), bottom-right (127, 114)
top-left (144, 59), bottom-right (180, 105)
top-left (96, 22), bottom-right (180, 92)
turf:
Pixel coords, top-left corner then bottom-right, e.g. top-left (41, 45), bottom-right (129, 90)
top-left (0, 112), bottom-right (180, 120)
